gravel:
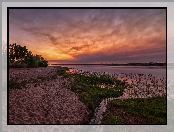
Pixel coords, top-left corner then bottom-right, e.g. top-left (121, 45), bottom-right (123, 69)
top-left (9, 67), bottom-right (89, 124)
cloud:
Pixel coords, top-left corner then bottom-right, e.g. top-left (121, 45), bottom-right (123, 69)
top-left (49, 46), bottom-right (166, 64)
top-left (9, 9), bottom-right (166, 63)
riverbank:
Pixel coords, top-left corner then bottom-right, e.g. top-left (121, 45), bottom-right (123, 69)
top-left (9, 66), bottom-right (166, 124)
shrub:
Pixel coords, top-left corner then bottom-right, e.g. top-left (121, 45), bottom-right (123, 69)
top-left (9, 43), bottom-right (48, 68)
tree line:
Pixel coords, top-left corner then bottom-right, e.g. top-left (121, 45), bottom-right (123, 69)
top-left (9, 43), bottom-right (48, 68)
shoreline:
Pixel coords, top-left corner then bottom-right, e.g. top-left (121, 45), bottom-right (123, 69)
top-left (49, 64), bottom-right (166, 78)
top-left (9, 66), bottom-right (166, 124)
top-left (49, 64), bottom-right (166, 68)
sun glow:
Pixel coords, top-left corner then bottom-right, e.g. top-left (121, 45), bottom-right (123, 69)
top-left (9, 9), bottom-right (166, 63)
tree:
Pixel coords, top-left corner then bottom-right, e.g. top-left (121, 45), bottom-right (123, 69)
top-left (9, 43), bottom-right (48, 68)
top-left (9, 43), bottom-right (16, 62)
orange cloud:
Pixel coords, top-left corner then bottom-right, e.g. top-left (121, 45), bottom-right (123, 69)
top-left (9, 9), bottom-right (166, 63)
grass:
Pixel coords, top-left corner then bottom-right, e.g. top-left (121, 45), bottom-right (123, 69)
top-left (101, 96), bottom-right (166, 124)
top-left (102, 114), bottom-right (125, 124)
top-left (57, 69), bottom-right (67, 76)
top-left (9, 67), bottom-right (167, 125)
top-left (9, 79), bottom-right (28, 89)
top-left (68, 72), bottom-right (128, 122)
top-left (9, 62), bottom-right (27, 68)
top-left (9, 69), bottom-right (68, 90)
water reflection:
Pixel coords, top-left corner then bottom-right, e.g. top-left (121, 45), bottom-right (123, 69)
top-left (59, 65), bottom-right (166, 78)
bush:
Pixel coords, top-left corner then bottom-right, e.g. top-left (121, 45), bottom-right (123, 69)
top-left (9, 43), bottom-right (48, 68)
top-left (9, 62), bottom-right (27, 68)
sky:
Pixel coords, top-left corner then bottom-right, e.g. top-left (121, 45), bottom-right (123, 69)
top-left (9, 8), bottom-right (166, 64)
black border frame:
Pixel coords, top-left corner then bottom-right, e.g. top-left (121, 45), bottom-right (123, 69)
top-left (7, 7), bottom-right (167, 125)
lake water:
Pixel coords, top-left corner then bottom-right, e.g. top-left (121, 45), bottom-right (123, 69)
top-left (58, 65), bottom-right (167, 78)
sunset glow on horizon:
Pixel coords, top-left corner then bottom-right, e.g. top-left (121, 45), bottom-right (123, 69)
top-left (9, 8), bottom-right (166, 64)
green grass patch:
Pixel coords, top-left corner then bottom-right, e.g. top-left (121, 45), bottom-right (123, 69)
top-left (69, 73), bottom-right (128, 122)
top-left (101, 96), bottom-right (166, 124)
top-left (9, 80), bottom-right (28, 89)
top-left (57, 69), bottom-right (67, 76)
top-left (9, 62), bottom-right (27, 68)
top-left (102, 114), bottom-right (125, 124)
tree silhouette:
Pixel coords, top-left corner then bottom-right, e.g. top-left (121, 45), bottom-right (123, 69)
top-left (9, 43), bottom-right (48, 68)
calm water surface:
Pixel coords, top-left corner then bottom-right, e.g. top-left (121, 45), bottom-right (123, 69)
top-left (58, 65), bottom-right (167, 78)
